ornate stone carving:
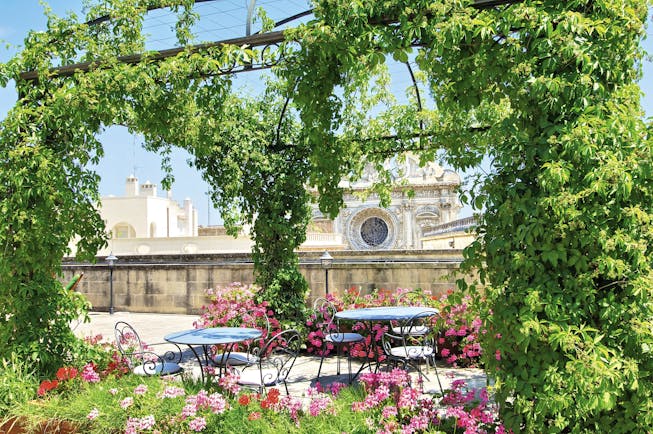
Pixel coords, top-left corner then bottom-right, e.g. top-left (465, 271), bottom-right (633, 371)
top-left (346, 207), bottom-right (398, 250)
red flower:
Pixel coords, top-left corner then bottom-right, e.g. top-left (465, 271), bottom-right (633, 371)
top-left (56, 366), bottom-right (78, 381)
top-left (37, 379), bottom-right (59, 396)
top-left (266, 388), bottom-right (280, 404)
top-left (238, 394), bottom-right (251, 406)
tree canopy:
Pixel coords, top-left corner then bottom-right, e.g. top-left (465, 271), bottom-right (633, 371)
top-left (1, 0), bottom-right (652, 431)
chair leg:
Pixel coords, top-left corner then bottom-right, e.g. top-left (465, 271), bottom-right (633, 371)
top-left (317, 352), bottom-right (326, 381)
top-left (432, 359), bottom-right (444, 396)
top-left (335, 344), bottom-right (342, 376)
top-left (347, 352), bottom-right (353, 383)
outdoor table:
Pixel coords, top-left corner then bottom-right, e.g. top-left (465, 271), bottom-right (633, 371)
top-left (335, 306), bottom-right (439, 380)
top-left (164, 327), bottom-right (262, 383)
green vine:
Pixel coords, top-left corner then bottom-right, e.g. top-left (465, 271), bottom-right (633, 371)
top-left (1, 2), bottom-right (652, 432)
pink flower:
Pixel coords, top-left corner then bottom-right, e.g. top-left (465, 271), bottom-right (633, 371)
top-left (381, 405), bottom-right (398, 419)
top-left (188, 416), bottom-right (207, 432)
top-left (208, 393), bottom-right (228, 414)
top-left (108, 388), bottom-right (118, 395)
top-left (81, 363), bottom-right (100, 383)
top-left (218, 373), bottom-right (241, 395)
top-left (182, 403), bottom-right (197, 418)
top-left (134, 384), bottom-right (148, 395)
top-left (158, 386), bottom-right (186, 399)
top-left (87, 408), bottom-right (99, 420)
top-left (139, 415), bottom-right (155, 430)
top-left (495, 350), bottom-right (502, 360)
top-left (120, 397), bottom-right (134, 409)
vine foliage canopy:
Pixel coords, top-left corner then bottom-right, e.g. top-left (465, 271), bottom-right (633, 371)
top-left (1, 1), bottom-right (652, 431)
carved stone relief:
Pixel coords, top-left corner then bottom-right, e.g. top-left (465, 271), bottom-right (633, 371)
top-left (346, 207), bottom-right (398, 250)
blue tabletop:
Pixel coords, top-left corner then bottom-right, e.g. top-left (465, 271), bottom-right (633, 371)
top-left (164, 327), bottom-right (262, 345)
top-left (335, 306), bottom-right (439, 321)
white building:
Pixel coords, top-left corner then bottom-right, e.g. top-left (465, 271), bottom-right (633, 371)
top-left (102, 176), bottom-right (198, 240)
top-left (93, 157), bottom-right (472, 256)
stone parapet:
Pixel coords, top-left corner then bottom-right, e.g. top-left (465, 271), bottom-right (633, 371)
top-left (63, 250), bottom-right (468, 315)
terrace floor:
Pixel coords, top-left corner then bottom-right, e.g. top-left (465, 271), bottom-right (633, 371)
top-left (73, 311), bottom-right (487, 398)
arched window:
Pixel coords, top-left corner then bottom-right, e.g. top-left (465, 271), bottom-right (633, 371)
top-left (112, 223), bottom-right (136, 239)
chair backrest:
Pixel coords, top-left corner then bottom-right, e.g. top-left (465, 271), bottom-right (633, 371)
top-left (312, 297), bottom-right (338, 331)
top-left (114, 321), bottom-right (145, 357)
top-left (383, 311), bottom-right (436, 355)
top-left (250, 329), bottom-right (301, 386)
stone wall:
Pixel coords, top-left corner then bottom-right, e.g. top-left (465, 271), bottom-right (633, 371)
top-left (63, 250), bottom-right (465, 315)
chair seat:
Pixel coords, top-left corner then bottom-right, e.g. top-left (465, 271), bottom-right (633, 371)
top-left (213, 351), bottom-right (259, 366)
top-left (324, 332), bottom-right (364, 344)
top-left (388, 345), bottom-right (433, 360)
top-left (238, 367), bottom-right (288, 387)
top-left (391, 325), bottom-right (429, 336)
top-left (133, 362), bottom-right (183, 376)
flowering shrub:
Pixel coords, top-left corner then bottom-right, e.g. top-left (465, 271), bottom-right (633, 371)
top-left (195, 282), bottom-right (282, 356)
top-left (36, 334), bottom-right (130, 398)
top-left (435, 292), bottom-right (486, 368)
top-left (351, 369), bottom-right (509, 434)
top-left (104, 382), bottom-right (231, 433)
top-left (37, 362), bottom-right (103, 397)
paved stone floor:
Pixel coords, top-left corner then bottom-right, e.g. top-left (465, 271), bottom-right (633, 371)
top-left (73, 311), bottom-right (487, 398)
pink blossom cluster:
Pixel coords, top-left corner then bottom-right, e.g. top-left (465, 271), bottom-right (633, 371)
top-left (183, 390), bottom-right (229, 417)
top-left (279, 394), bottom-right (304, 423)
top-left (438, 380), bottom-right (508, 434)
top-left (188, 416), bottom-right (207, 432)
top-left (306, 387), bottom-right (336, 417)
top-left (218, 372), bottom-right (241, 395)
top-left (437, 294), bottom-right (486, 367)
top-left (125, 415), bottom-right (155, 433)
top-left (194, 282), bottom-right (281, 356)
top-left (133, 383), bottom-right (148, 395)
top-left (314, 380), bottom-right (347, 396)
top-left (86, 408), bottom-right (99, 420)
top-left (157, 385), bottom-right (186, 399)
top-left (351, 369), bottom-right (508, 434)
top-left (81, 362), bottom-right (101, 383)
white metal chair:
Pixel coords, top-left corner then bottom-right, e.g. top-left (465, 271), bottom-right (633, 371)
top-left (236, 329), bottom-right (301, 394)
top-left (313, 297), bottom-right (365, 383)
top-left (382, 311), bottom-right (443, 394)
top-left (211, 315), bottom-right (271, 368)
top-left (114, 321), bottom-right (183, 376)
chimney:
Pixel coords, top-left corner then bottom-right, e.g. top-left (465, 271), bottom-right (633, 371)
top-left (125, 175), bottom-right (139, 196)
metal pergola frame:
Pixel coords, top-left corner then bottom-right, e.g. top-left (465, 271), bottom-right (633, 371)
top-left (19, 0), bottom-right (523, 82)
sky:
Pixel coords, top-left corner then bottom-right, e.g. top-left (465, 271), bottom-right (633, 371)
top-left (0, 1), bottom-right (652, 227)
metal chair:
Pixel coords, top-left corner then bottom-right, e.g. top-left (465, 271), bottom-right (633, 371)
top-left (211, 315), bottom-right (271, 368)
top-left (114, 321), bottom-right (183, 376)
top-left (312, 297), bottom-right (365, 383)
top-left (382, 311), bottom-right (443, 394)
top-left (235, 329), bottom-right (302, 394)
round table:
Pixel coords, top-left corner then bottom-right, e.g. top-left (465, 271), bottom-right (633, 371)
top-left (335, 306), bottom-right (439, 322)
top-left (335, 306), bottom-right (439, 380)
top-left (165, 327), bottom-right (262, 382)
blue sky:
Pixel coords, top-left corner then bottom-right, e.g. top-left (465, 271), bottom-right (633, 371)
top-left (0, 2), bottom-right (651, 226)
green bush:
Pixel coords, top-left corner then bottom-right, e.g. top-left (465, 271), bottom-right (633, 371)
top-left (0, 354), bottom-right (38, 414)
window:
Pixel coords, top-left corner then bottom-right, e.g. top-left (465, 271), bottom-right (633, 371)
top-left (113, 223), bottom-right (136, 239)
top-left (360, 217), bottom-right (389, 247)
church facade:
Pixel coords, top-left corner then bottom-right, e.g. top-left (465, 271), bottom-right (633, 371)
top-left (311, 154), bottom-right (463, 251)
